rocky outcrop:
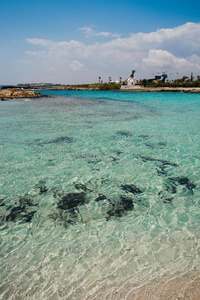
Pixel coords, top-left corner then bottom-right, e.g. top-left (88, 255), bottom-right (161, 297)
top-left (0, 89), bottom-right (41, 99)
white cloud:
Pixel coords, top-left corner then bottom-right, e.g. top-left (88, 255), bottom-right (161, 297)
top-left (189, 54), bottom-right (200, 69)
top-left (79, 27), bottom-right (93, 37)
top-left (25, 38), bottom-right (53, 47)
top-left (79, 26), bottom-right (120, 38)
top-left (23, 22), bottom-right (200, 83)
top-left (69, 60), bottom-right (84, 71)
top-left (25, 50), bottom-right (47, 57)
top-left (142, 49), bottom-right (193, 70)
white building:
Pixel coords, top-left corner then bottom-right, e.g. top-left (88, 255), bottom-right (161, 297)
top-left (127, 70), bottom-right (136, 86)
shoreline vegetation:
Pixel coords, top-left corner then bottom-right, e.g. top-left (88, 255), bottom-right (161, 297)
top-left (1, 83), bottom-right (200, 99)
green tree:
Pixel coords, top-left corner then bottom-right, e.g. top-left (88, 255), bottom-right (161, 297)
top-left (181, 76), bottom-right (188, 83)
top-left (142, 79), bottom-right (147, 87)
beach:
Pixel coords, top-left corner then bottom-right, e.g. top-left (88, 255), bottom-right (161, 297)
top-left (0, 90), bottom-right (200, 299)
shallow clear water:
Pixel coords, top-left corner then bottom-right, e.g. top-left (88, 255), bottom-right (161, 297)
top-left (0, 91), bottom-right (200, 299)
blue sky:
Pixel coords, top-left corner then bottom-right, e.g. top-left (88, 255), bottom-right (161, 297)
top-left (1, 0), bottom-right (200, 84)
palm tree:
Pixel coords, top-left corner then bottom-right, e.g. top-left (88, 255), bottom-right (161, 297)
top-left (181, 76), bottom-right (188, 83)
top-left (119, 77), bottom-right (122, 84)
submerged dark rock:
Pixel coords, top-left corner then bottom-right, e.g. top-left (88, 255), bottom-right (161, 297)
top-left (0, 198), bottom-right (5, 207)
top-left (174, 177), bottom-right (189, 185)
top-left (35, 181), bottom-right (48, 194)
top-left (75, 183), bottom-right (87, 191)
top-left (0, 215), bottom-right (5, 225)
top-left (39, 186), bottom-right (48, 194)
top-left (49, 212), bottom-right (60, 220)
top-left (116, 131), bottom-right (133, 137)
top-left (120, 195), bottom-right (134, 210)
top-left (61, 208), bottom-right (80, 227)
top-left (37, 135), bottom-right (74, 146)
top-left (166, 184), bottom-right (177, 194)
top-left (145, 142), bottom-right (167, 149)
top-left (87, 156), bottom-right (101, 164)
top-left (95, 193), bottom-right (107, 201)
top-left (138, 134), bottom-right (149, 138)
top-left (6, 205), bottom-right (36, 222)
top-left (19, 195), bottom-right (35, 206)
top-left (5, 192), bottom-right (39, 223)
top-left (57, 192), bottom-right (86, 210)
top-left (115, 151), bottom-right (123, 155)
top-left (168, 176), bottom-right (196, 192)
top-left (106, 207), bottom-right (126, 220)
top-left (156, 165), bottom-right (168, 176)
top-left (50, 136), bottom-right (74, 144)
top-left (162, 161), bottom-right (178, 167)
top-left (135, 155), bottom-right (179, 167)
top-left (106, 195), bottom-right (134, 221)
top-left (75, 183), bottom-right (92, 192)
top-left (158, 191), bottom-right (173, 204)
top-left (110, 156), bottom-right (118, 162)
top-left (145, 144), bottom-right (155, 149)
top-left (121, 184), bottom-right (143, 194)
top-left (6, 206), bottom-right (25, 221)
top-left (52, 189), bottom-right (65, 198)
top-left (50, 206), bottom-right (83, 227)
top-left (22, 211), bottom-right (37, 222)
top-left (186, 182), bottom-right (196, 190)
top-left (163, 198), bottom-right (173, 204)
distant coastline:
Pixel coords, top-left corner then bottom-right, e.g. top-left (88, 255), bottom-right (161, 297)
top-left (1, 85), bottom-right (200, 99)
top-left (25, 84), bottom-right (200, 93)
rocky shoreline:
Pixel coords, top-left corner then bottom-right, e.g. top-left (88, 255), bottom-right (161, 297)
top-left (0, 89), bottom-right (42, 100)
top-left (1, 86), bottom-right (200, 99)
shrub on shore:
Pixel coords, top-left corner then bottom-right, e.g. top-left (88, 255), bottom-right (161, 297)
top-left (98, 82), bottom-right (121, 90)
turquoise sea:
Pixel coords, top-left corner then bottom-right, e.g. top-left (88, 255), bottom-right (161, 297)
top-left (0, 90), bottom-right (200, 299)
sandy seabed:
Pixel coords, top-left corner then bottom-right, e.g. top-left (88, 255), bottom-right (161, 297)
top-left (89, 273), bottom-right (200, 300)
